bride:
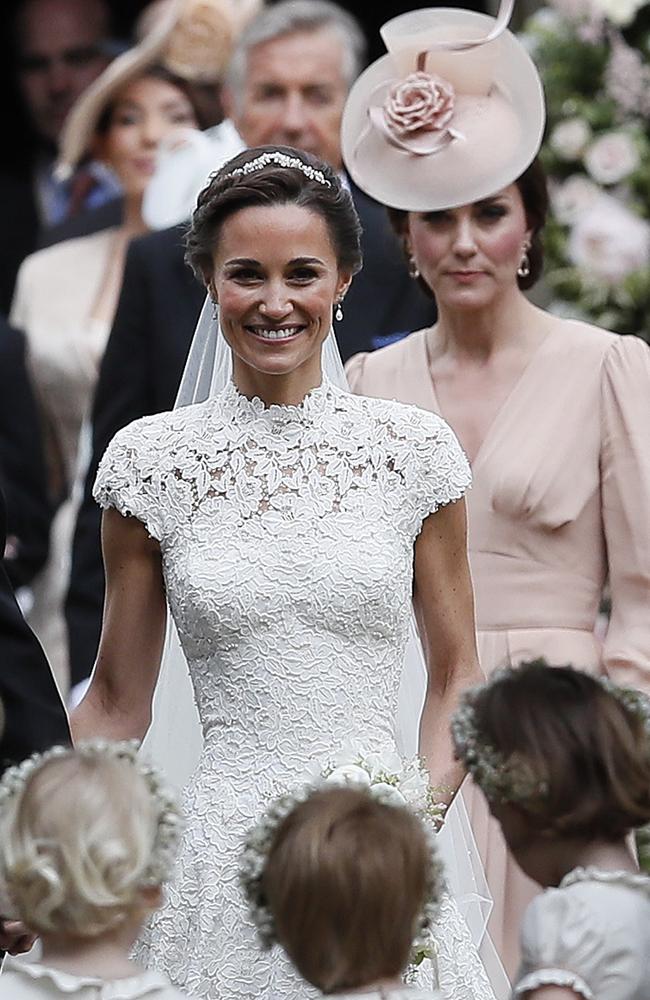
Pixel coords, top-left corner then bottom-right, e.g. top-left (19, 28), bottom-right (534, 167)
top-left (71, 145), bottom-right (496, 999)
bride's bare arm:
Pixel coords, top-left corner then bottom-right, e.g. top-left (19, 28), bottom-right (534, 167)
top-left (413, 496), bottom-right (481, 801)
top-left (71, 508), bottom-right (167, 743)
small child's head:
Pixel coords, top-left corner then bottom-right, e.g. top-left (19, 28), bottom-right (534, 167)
top-left (0, 741), bottom-right (183, 940)
top-left (241, 785), bottom-right (441, 994)
top-left (451, 660), bottom-right (650, 873)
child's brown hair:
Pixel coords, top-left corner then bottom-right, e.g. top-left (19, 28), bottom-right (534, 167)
top-left (262, 786), bottom-right (431, 993)
top-left (454, 659), bottom-right (650, 839)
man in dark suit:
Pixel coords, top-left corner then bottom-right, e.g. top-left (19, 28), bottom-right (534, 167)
top-left (0, 0), bottom-right (118, 313)
top-left (0, 318), bottom-right (69, 771)
top-left (65, 0), bottom-right (437, 687)
top-left (0, 321), bottom-right (52, 590)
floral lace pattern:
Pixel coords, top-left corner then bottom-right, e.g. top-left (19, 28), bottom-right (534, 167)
top-left (94, 380), bottom-right (485, 1000)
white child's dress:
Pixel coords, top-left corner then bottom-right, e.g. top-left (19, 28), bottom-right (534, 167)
top-left (0, 959), bottom-right (189, 999)
top-left (513, 867), bottom-right (650, 999)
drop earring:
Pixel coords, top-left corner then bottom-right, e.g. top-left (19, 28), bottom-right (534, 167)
top-left (517, 242), bottom-right (531, 279)
top-left (408, 256), bottom-right (420, 280)
top-left (335, 301), bottom-right (344, 322)
top-left (211, 298), bottom-right (218, 320)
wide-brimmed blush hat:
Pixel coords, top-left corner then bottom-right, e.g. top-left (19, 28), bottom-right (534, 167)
top-left (57, 0), bottom-right (263, 179)
top-left (341, 0), bottom-right (545, 212)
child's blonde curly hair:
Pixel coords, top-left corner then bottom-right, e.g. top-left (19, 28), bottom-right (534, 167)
top-left (0, 741), bottom-right (183, 937)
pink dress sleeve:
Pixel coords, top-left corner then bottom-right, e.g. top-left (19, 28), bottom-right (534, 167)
top-left (600, 335), bottom-right (650, 692)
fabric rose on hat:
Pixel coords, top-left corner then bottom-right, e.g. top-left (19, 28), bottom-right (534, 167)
top-left (383, 71), bottom-right (455, 139)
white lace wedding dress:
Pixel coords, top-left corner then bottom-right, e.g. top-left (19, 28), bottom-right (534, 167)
top-left (94, 377), bottom-right (495, 1000)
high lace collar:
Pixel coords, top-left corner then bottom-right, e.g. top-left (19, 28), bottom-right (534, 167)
top-left (220, 376), bottom-right (335, 427)
top-left (561, 866), bottom-right (650, 895)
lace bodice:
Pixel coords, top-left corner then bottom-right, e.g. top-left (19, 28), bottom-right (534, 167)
top-left (93, 379), bottom-right (487, 1000)
top-left (94, 378), bottom-right (470, 782)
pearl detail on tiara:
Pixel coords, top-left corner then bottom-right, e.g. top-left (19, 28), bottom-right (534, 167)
top-left (226, 151), bottom-right (332, 187)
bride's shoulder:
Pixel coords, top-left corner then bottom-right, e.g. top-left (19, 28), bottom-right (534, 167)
top-left (340, 386), bottom-right (453, 441)
top-left (105, 399), bottom-right (215, 454)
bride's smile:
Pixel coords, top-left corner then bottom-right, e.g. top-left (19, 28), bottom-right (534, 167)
top-left (208, 202), bottom-right (351, 400)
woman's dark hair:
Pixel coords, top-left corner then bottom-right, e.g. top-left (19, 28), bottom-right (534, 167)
top-left (469, 659), bottom-right (650, 841)
top-left (388, 156), bottom-right (549, 294)
top-left (185, 145), bottom-right (363, 284)
top-left (96, 64), bottom-right (211, 134)
top-left (262, 787), bottom-right (430, 994)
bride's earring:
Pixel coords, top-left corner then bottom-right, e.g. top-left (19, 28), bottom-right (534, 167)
top-left (517, 241), bottom-right (531, 279)
top-left (335, 300), bottom-right (344, 322)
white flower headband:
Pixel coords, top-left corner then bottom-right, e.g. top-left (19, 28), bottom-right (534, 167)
top-left (451, 666), bottom-right (650, 804)
top-left (239, 780), bottom-right (444, 971)
top-left (0, 740), bottom-right (184, 887)
top-left (225, 150), bottom-right (332, 187)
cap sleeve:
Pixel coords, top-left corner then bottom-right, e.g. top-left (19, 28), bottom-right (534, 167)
top-left (93, 419), bottom-right (166, 542)
top-left (600, 335), bottom-right (650, 692)
top-left (514, 888), bottom-right (599, 999)
top-left (390, 407), bottom-right (471, 537)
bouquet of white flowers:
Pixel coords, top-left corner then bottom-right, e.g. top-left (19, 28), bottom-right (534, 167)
top-left (322, 744), bottom-right (447, 830)
top-left (521, 0), bottom-right (650, 335)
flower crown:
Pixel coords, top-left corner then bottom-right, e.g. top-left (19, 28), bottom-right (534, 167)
top-left (451, 667), bottom-right (650, 805)
top-left (225, 150), bottom-right (332, 187)
top-left (239, 749), bottom-right (445, 972)
top-left (0, 741), bottom-right (184, 887)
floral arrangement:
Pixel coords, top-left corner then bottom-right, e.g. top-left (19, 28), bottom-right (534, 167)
top-left (239, 746), bottom-right (446, 971)
top-left (520, 0), bottom-right (650, 335)
top-left (321, 744), bottom-right (447, 829)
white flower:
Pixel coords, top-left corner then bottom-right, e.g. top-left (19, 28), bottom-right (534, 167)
top-left (400, 768), bottom-right (431, 808)
top-left (325, 764), bottom-right (372, 788)
top-left (528, 7), bottom-right (564, 30)
top-left (584, 131), bottom-right (640, 185)
top-left (551, 174), bottom-right (600, 224)
top-left (549, 118), bottom-right (592, 160)
top-left (568, 193), bottom-right (650, 283)
top-left (364, 750), bottom-right (404, 780)
top-left (370, 782), bottom-right (408, 807)
top-left (594, 0), bottom-right (643, 24)
top-left (330, 741), bottom-right (368, 767)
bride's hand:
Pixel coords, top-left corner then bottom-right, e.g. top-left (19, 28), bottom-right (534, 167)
top-left (0, 918), bottom-right (37, 955)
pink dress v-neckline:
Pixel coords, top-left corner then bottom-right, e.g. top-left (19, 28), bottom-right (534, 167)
top-left (423, 329), bottom-right (555, 472)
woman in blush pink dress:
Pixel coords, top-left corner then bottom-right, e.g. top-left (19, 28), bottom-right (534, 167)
top-left (340, 0), bottom-right (650, 980)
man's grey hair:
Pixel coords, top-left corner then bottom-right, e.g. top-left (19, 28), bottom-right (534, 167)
top-left (226, 0), bottom-right (367, 98)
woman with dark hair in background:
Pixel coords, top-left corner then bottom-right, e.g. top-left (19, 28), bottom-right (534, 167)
top-left (342, 0), bottom-right (650, 978)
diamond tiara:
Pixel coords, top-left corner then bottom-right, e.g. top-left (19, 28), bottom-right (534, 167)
top-left (225, 150), bottom-right (332, 187)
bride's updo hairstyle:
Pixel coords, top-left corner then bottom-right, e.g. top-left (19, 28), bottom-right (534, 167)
top-left (452, 659), bottom-right (650, 840)
top-left (0, 742), bottom-right (183, 938)
top-left (261, 786), bottom-right (431, 994)
top-left (185, 145), bottom-right (363, 284)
